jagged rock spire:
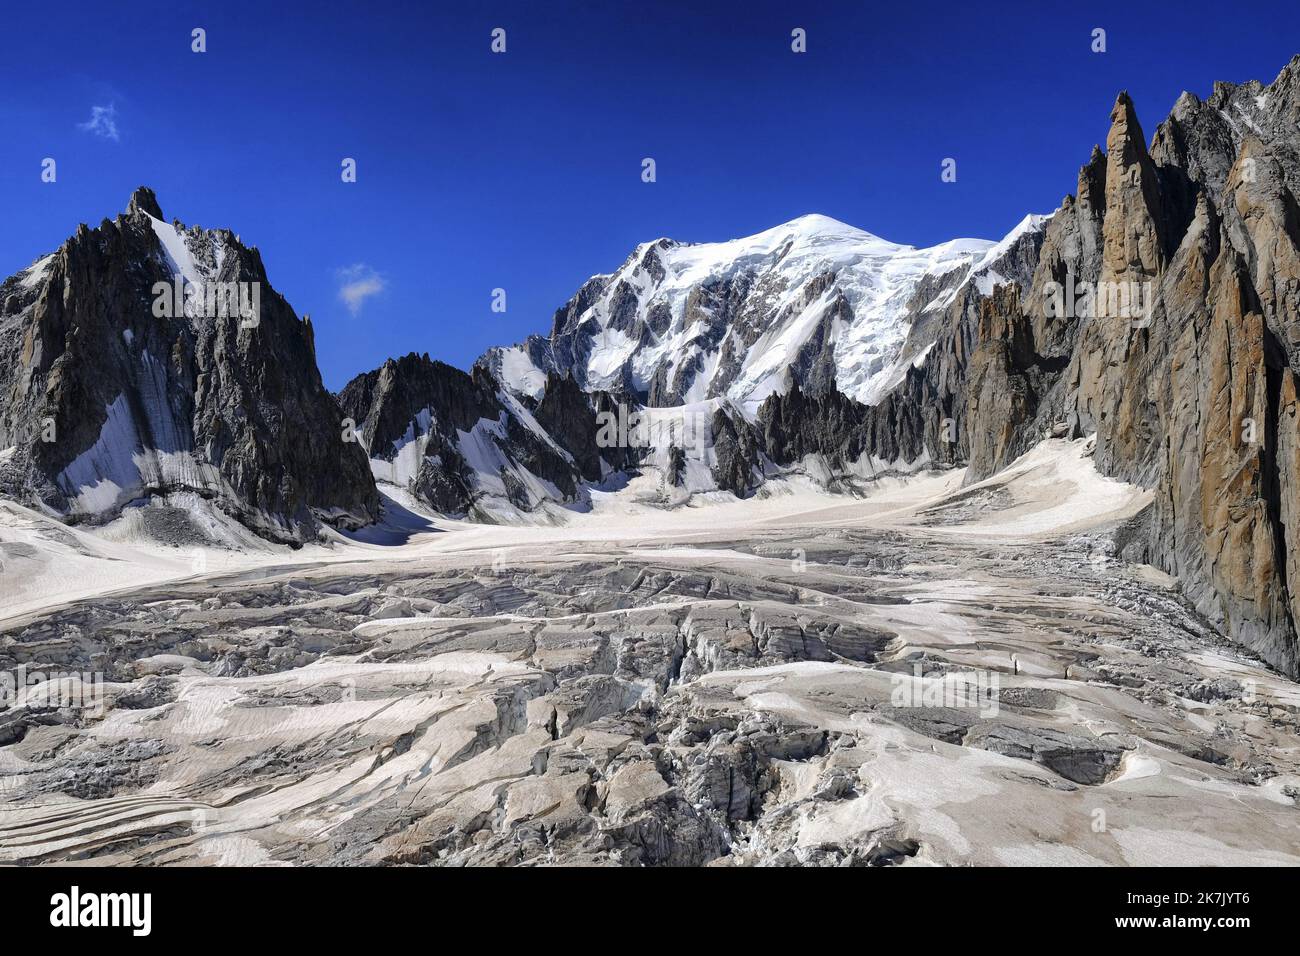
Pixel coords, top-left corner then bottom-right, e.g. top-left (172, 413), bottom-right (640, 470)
top-left (1102, 91), bottom-right (1167, 276)
top-left (126, 186), bottom-right (163, 219)
top-left (1077, 144), bottom-right (1107, 219)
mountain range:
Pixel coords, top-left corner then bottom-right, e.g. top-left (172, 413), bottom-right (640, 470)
top-left (3, 55), bottom-right (1299, 677)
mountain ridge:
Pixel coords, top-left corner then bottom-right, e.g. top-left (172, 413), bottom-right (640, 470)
top-left (476, 209), bottom-right (1049, 411)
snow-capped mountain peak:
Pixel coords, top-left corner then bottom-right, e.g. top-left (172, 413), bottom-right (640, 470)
top-left (482, 211), bottom-right (1049, 410)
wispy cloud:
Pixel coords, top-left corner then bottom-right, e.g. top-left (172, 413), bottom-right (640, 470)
top-left (77, 104), bottom-right (120, 141)
top-left (337, 264), bottom-right (387, 316)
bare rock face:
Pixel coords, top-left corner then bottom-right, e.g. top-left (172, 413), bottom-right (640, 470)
top-left (1069, 93), bottom-right (1169, 480)
top-left (1155, 240), bottom-right (1297, 674)
top-left (1103, 92), bottom-right (1172, 277)
top-left (533, 372), bottom-right (642, 481)
top-left (965, 285), bottom-right (1041, 478)
top-left (710, 406), bottom-right (765, 495)
top-left (1079, 70), bottom-right (1300, 676)
top-left (872, 57), bottom-right (1300, 675)
top-left (0, 188), bottom-right (378, 543)
top-left (1279, 369), bottom-right (1300, 646)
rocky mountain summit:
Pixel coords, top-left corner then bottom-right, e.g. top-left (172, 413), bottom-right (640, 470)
top-left (0, 188), bottom-right (378, 543)
top-left (348, 211), bottom-right (1049, 517)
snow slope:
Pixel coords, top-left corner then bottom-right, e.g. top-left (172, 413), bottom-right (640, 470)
top-left (0, 435), bottom-right (1147, 626)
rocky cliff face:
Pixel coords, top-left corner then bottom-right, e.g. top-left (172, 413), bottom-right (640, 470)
top-left (850, 57), bottom-right (1300, 675)
top-left (0, 188), bottom-right (378, 543)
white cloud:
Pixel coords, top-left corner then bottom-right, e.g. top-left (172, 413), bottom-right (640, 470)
top-left (78, 104), bottom-right (120, 141)
top-left (337, 264), bottom-right (387, 316)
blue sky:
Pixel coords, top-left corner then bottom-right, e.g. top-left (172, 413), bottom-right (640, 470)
top-left (3, 1), bottom-right (1299, 390)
